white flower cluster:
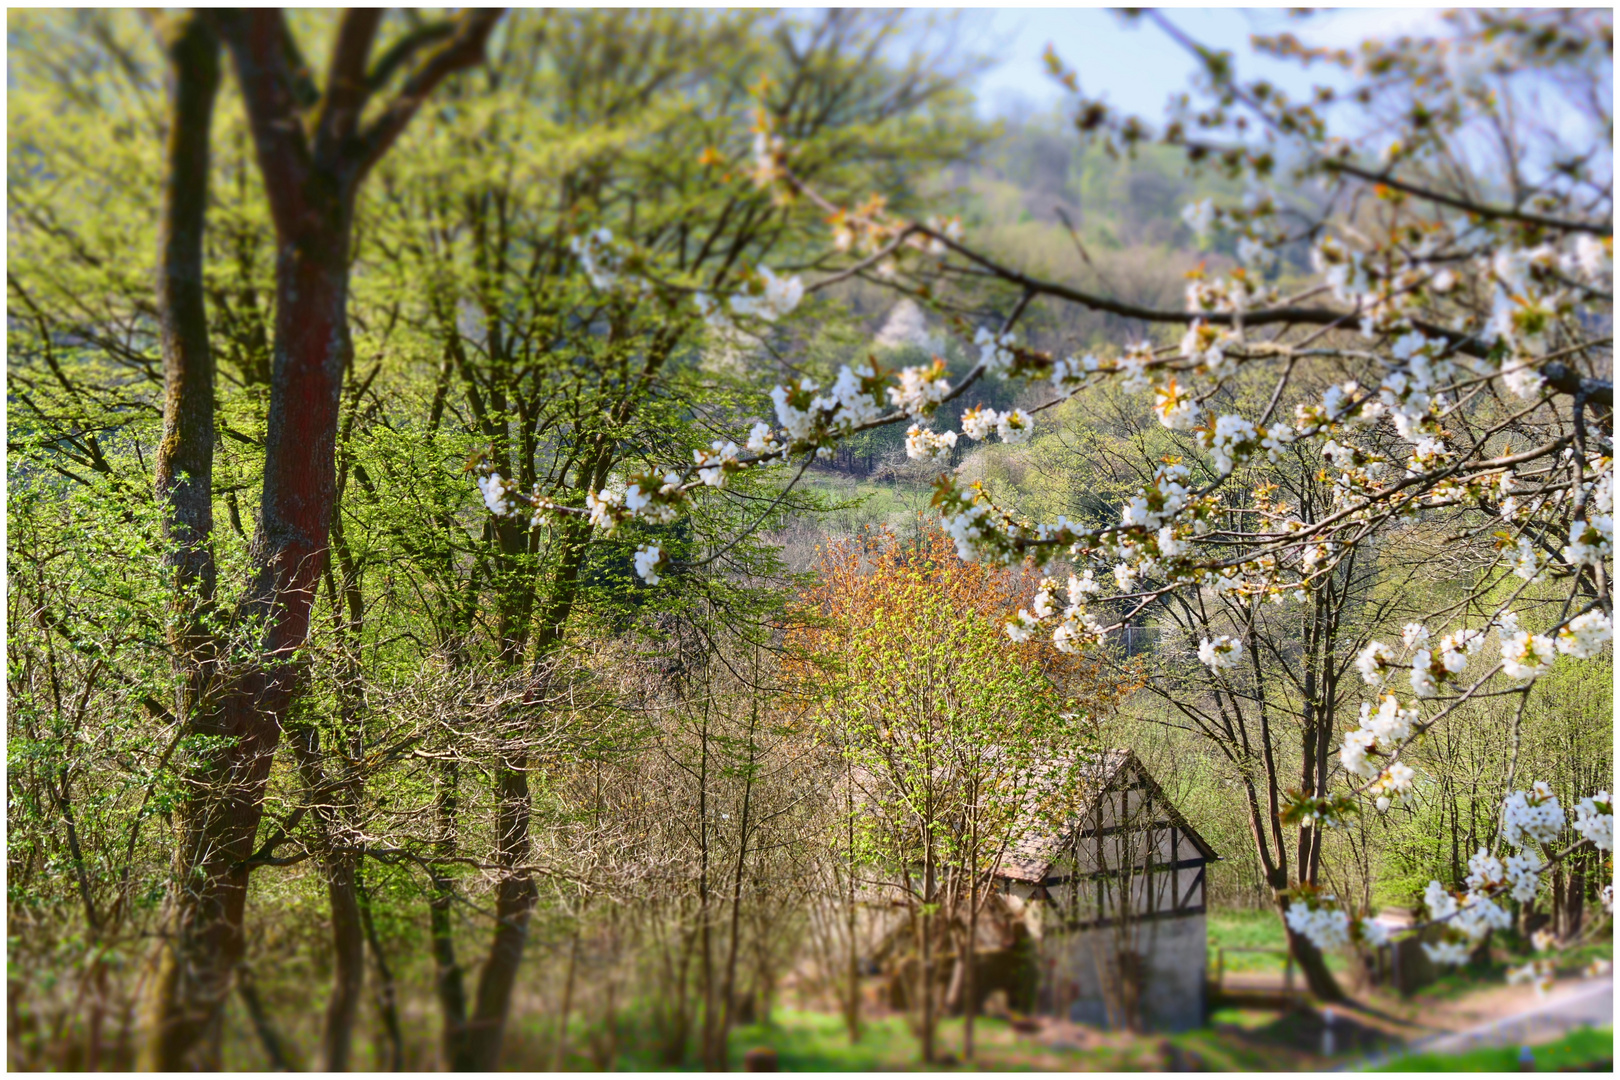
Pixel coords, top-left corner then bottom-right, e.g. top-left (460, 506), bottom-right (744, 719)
top-left (1501, 627), bottom-right (1558, 680)
top-left (1179, 321), bottom-right (1238, 378)
top-left (1050, 352), bottom-right (1101, 390)
top-left (974, 327), bottom-right (1017, 376)
top-left (1339, 695), bottom-right (1416, 780)
top-left (1357, 917), bottom-right (1393, 948)
top-left (1505, 850), bottom-right (1542, 903)
top-left (729, 266), bottom-right (804, 322)
top-left (1563, 513), bottom-right (1614, 570)
top-left (1571, 792), bottom-right (1613, 851)
top-left (888, 360), bottom-right (951, 416)
top-left (1419, 879), bottom-right (1510, 968)
top-left (1153, 380), bottom-right (1200, 431)
top-left (693, 440), bottom-right (742, 488)
top-left (1285, 901), bottom-right (1350, 953)
top-left (1197, 635), bottom-right (1243, 672)
top-left (1501, 782), bottom-right (1564, 848)
top-left (633, 543), bottom-right (664, 586)
top-left (1181, 198), bottom-right (1216, 240)
top-left (1008, 572), bottom-right (1104, 653)
top-left (569, 227), bottom-right (625, 291)
top-left (1355, 641), bottom-right (1395, 684)
top-left (478, 472), bottom-right (517, 517)
top-left (959, 406), bottom-right (1034, 444)
top-left (1194, 413), bottom-right (1293, 478)
top-left (904, 424), bottom-right (957, 462)
top-left (1557, 609), bottom-right (1614, 659)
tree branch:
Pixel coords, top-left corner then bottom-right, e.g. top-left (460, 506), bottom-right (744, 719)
top-left (313, 8), bottom-right (384, 165)
top-left (366, 20), bottom-right (457, 93)
top-left (214, 9), bottom-right (313, 237)
top-left (1324, 160), bottom-right (1613, 238)
top-left (357, 9), bottom-right (503, 176)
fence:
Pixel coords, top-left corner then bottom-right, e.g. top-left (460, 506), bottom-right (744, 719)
top-left (1212, 945), bottom-right (1305, 998)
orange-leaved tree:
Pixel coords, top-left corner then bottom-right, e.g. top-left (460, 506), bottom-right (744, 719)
top-left (786, 522), bottom-right (1136, 1062)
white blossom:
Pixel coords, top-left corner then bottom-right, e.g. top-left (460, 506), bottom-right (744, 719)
top-left (1356, 641), bottom-right (1395, 684)
top-left (1358, 917), bottom-right (1392, 948)
top-left (1465, 848), bottom-right (1504, 893)
top-left (1154, 382), bottom-right (1200, 430)
top-left (996, 408), bottom-right (1035, 444)
top-left (1181, 199), bottom-right (1216, 240)
top-left (1423, 940), bottom-right (1473, 967)
top-left (1572, 792), bottom-right (1613, 851)
top-left (960, 406), bottom-right (1000, 441)
top-left (729, 266), bottom-right (803, 321)
top-left (1410, 652), bottom-right (1439, 697)
top-left (1505, 850), bottom-right (1542, 903)
top-left (587, 486), bottom-right (625, 531)
top-left (888, 363), bottom-right (950, 416)
top-left (1339, 728), bottom-right (1379, 779)
top-left (1501, 630), bottom-right (1557, 680)
top-left (1285, 902), bottom-right (1349, 952)
top-left (1501, 783), bottom-right (1564, 848)
top-left (974, 327), bottom-right (1017, 376)
top-left (1557, 609), bottom-right (1613, 659)
top-left (904, 424), bottom-right (957, 463)
top-left (1563, 514), bottom-right (1614, 569)
top-left (1198, 635), bottom-right (1243, 672)
top-left (633, 543), bottom-right (664, 585)
top-left (478, 472), bottom-right (516, 517)
top-left (1200, 413), bottom-right (1259, 476)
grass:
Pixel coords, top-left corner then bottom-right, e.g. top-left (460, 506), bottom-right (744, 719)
top-left (1368, 1025), bottom-right (1612, 1072)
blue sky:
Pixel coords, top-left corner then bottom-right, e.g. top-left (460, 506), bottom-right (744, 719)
top-left (965, 8), bottom-right (1446, 120)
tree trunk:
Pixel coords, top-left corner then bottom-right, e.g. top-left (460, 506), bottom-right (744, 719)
top-left (318, 852), bottom-right (366, 1071)
top-left (1277, 896), bottom-right (1346, 1002)
top-left (143, 11), bottom-right (501, 1068)
top-left (356, 867), bottom-right (405, 1071)
top-left (430, 759), bottom-right (471, 1068)
top-left (462, 761), bottom-right (539, 1070)
top-left (139, 14), bottom-right (222, 1069)
top-left (920, 842), bottom-right (937, 1064)
top-left (291, 723), bottom-right (366, 1072)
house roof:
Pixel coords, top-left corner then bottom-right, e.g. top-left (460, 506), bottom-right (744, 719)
top-left (994, 747), bottom-right (1221, 884)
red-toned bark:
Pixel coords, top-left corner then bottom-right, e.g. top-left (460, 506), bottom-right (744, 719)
top-left (143, 9), bottom-right (502, 1069)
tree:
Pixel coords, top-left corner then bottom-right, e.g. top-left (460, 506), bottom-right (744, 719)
top-left (599, 8), bottom-right (1612, 989)
top-left (139, 10), bottom-right (502, 1069)
top-left (789, 526), bottom-right (1124, 1061)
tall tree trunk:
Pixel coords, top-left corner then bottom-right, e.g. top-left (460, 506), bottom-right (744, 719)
top-left (291, 722), bottom-right (366, 1072)
top-left (464, 512), bottom-right (598, 1069)
top-left (462, 759), bottom-right (539, 1070)
top-left (356, 867), bottom-right (405, 1071)
top-left (430, 759), bottom-right (470, 1068)
top-left (145, 11), bottom-right (501, 1065)
top-left (140, 12), bottom-right (223, 1068)
top-left (845, 763), bottom-right (862, 1045)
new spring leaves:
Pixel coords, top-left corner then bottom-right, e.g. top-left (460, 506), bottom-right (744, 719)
top-left (472, 15), bottom-right (1614, 972)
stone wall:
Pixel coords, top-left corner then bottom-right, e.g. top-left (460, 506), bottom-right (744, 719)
top-left (1040, 912), bottom-right (1206, 1032)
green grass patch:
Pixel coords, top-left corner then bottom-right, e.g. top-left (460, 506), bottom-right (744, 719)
top-left (727, 1010), bottom-right (919, 1071)
top-left (1369, 1025), bottom-right (1611, 1072)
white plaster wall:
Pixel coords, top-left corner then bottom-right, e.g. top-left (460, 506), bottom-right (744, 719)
top-left (1044, 912), bottom-right (1206, 1032)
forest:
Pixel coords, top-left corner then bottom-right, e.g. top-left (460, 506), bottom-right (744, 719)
top-left (6, 8), bottom-right (1614, 1072)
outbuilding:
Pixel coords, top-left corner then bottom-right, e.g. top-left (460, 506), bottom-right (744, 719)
top-left (996, 749), bottom-right (1220, 1032)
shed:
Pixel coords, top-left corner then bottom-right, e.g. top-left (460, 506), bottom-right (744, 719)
top-left (995, 748), bottom-right (1220, 1032)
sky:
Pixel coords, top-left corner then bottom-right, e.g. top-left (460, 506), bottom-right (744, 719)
top-left (966, 7), bottom-right (1448, 120)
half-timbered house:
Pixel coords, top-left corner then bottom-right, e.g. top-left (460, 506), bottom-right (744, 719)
top-left (996, 749), bottom-right (1219, 1031)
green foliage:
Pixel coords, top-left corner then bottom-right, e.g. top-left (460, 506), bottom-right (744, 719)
top-left (1370, 1026), bottom-right (1612, 1072)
